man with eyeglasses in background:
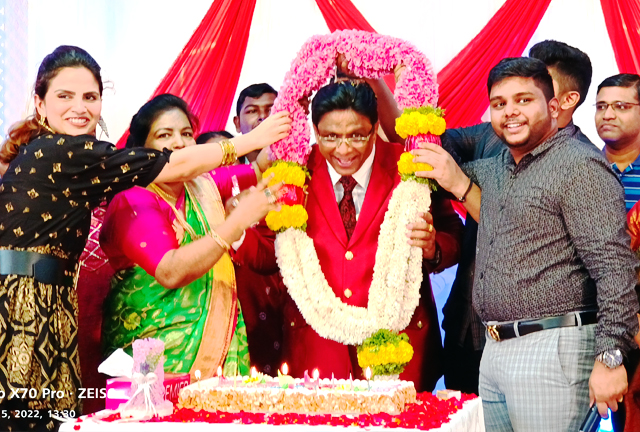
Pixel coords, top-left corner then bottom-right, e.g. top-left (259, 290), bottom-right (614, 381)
top-left (275, 80), bottom-right (463, 392)
top-left (596, 74), bottom-right (640, 210)
top-left (595, 73), bottom-right (640, 430)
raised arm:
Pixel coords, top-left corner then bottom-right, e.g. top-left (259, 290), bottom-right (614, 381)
top-left (153, 111), bottom-right (290, 184)
top-left (154, 178), bottom-right (283, 289)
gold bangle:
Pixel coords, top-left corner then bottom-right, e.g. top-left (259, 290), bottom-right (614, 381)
top-left (219, 140), bottom-right (228, 165)
top-left (219, 139), bottom-right (237, 166)
top-left (209, 230), bottom-right (231, 251)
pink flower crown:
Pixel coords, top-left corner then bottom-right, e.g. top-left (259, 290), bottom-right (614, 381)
top-left (269, 29), bottom-right (439, 165)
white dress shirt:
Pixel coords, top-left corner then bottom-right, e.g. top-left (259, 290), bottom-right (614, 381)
top-left (326, 145), bottom-right (376, 221)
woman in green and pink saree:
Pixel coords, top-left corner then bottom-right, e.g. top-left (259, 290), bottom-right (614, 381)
top-left (100, 94), bottom-right (281, 380)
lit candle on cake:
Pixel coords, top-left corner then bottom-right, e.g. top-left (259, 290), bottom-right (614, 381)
top-left (365, 367), bottom-right (371, 391)
top-left (251, 366), bottom-right (258, 381)
top-left (217, 366), bottom-right (224, 386)
top-left (313, 368), bottom-right (319, 393)
top-left (278, 362), bottom-right (295, 388)
top-left (195, 369), bottom-right (202, 391)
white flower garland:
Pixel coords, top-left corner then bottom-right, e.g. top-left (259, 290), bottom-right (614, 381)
top-left (275, 180), bottom-right (431, 345)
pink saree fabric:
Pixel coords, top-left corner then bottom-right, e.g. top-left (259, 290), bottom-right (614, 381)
top-left (100, 165), bottom-right (256, 274)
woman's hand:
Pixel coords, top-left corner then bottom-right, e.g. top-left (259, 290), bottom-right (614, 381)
top-left (228, 175), bottom-right (283, 230)
top-left (247, 111), bottom-right (291, 151)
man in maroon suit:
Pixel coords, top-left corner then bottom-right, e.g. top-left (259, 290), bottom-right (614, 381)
top-left (279, 81), bottom-right (463, 392)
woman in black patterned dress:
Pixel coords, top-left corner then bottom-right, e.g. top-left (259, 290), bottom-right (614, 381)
top-left (0, 45), bottom-right (289, 430)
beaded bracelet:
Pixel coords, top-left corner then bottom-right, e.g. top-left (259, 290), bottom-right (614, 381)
top-left (209, 230), bottom-right (231, 251)
top-left (219, 139), bottom-right (237, 166)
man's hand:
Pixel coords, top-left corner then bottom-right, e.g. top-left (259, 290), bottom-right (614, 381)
top-left (256, 147), bottom-right (272, 173)
top-left (412, 142), bottom-right (470, 197)
top-left (394, 64), bottom-right (406, 83)
top-left (406, 212), bottom-right (436, 260)
top-left (589, 360), bottom-right (628, 417)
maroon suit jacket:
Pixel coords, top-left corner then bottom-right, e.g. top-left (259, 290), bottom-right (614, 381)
top-left (280, 140), bottom-right (463, 392)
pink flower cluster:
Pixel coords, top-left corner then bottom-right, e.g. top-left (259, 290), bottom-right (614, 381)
top-left (270, 29), bottom-right (438, 165)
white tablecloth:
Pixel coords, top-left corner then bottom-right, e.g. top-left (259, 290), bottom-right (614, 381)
top-left (60, 398), bottom-right (484, 432)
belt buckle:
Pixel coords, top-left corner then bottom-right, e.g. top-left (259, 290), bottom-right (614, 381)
top-left (487, 324), bottom-right (501, 341)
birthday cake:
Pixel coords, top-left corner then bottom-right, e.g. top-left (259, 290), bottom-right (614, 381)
top-left (177, 375), bottom-right (416, 415)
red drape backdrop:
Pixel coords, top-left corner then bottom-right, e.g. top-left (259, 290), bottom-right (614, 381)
top-left (601, 0), bottom-right (640, 75)
top-left (116, 0), bottom-right (256, 147)
top-left (436, 0), bottom-right (552, 128)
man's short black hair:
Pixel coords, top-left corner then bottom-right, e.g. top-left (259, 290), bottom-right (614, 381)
top-left (235, 83), bottom-right (278, 116)
top-left (195, 130), bottom-right (234, 144)
top-left (487, 57), bottom-right (555, 102)
top-left (597, 73), bottom-right (640, 102)
top-left (311, 81), bottom-right (378, 127)
top-left (529, 40), bottom-right (592, 108)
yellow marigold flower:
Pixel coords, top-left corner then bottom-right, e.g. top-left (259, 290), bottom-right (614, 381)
top-left (265, 210), bottom-right (283, 231)
top-left (431, 116), bottom-right (446, 135)
top-left (265, 205), bottom-right (308, 231)
top-left (417, 113), bottom-right (435, 135)
top-left (357, 340), bottom-right (415, 367)
top-left (397, 152), bottom-right (415, 175)
top-left (397, 152), bottom-right (433, 175)
top-left (397, 340), bottom-right (414, 363)
top-left (396, 110), bottom-right (446, 138)
top-left (263, 163), bottom-right (306, 187)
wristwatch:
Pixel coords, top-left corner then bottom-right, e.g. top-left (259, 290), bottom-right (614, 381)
top-left (595, 349), bottom-right (623, 369)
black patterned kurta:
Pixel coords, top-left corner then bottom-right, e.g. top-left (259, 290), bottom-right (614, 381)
top-left (0, 134), bottom-right (168, 426)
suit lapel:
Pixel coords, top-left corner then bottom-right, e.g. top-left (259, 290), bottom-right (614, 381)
top-left (350, 140), bottom-right (397, 245)
top-left (308, 147), bottom-right (349, 247)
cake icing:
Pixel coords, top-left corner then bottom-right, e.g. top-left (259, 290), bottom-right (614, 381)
top-left (178, 376), bottom-right (416, 415)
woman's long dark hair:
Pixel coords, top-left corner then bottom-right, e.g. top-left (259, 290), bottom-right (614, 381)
top-left (0, 45), bottom-right (103, 164)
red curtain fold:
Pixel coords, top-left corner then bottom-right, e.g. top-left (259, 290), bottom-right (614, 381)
top-left (116, 0), bottom-right (257, 147)
top-left (601, 0), bottom-right (640, 74)
top-left (437, 0), bottom-right (552, 129)
top-left (315, 0), bottom-right (376, 32)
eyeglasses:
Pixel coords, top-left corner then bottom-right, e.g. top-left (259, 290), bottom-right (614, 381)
top-left (317, 129), bottom-right (374, 148)
top-left (594, 101), bottom-right (640, 112)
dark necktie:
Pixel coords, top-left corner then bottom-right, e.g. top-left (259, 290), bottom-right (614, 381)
top-left (339, 176), bottom-right (357, 239)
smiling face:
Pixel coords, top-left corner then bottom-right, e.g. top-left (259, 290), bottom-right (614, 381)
top-left (489, 77), bottom-right (559, 162)
top-left (314, 109), bottom-right (376, 176)
top-left (34, 66), bottom-right (102, 136)
top-left (144, 108), bottom-right (196, 152)
top-left (595, 86), bottom-right (640, 150)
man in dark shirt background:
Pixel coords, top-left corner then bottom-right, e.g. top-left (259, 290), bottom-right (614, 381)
top-left (440, 40), bottom-right (594, 395)
top-left (414, 57), bottom-right (638, 431)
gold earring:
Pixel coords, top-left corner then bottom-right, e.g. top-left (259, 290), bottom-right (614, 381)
top-left (37, 115), bottom-right (55, 134)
